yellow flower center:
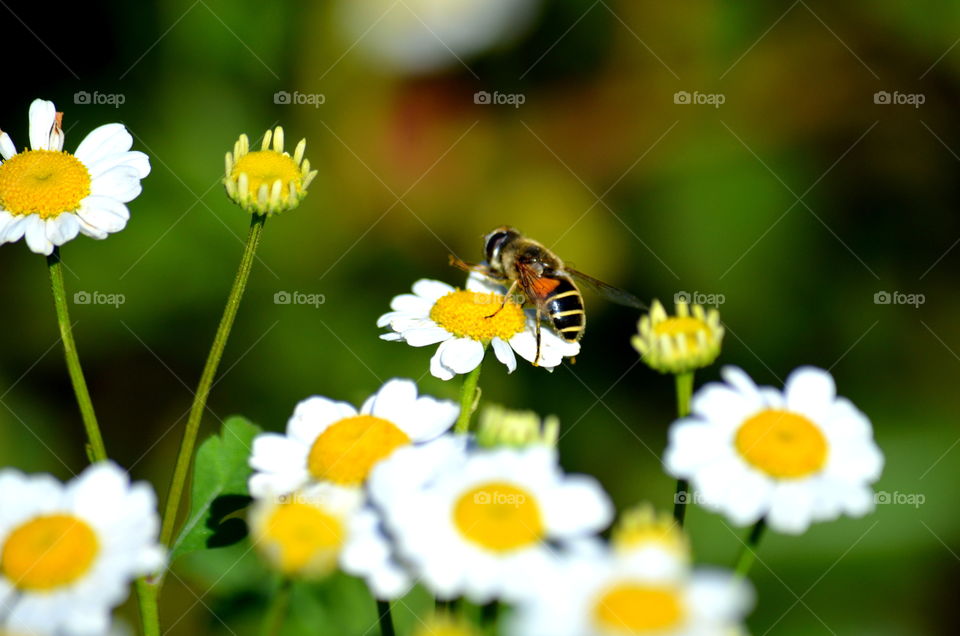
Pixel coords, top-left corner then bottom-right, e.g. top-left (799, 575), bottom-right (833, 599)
top-left (593, 582), bottom-right (685, 633)
top-left (1, 514), bottom-right (99, 591)
top-left (307, 415), bottom-right (411, 486)
top-left (430, 291), bottom-right (526, 342)
top-left (735, 409), bottom-right (828, 479)
top-left (231, 150), bottom-right (302, 194)
top-left (0, 150), bottom-right (91, 219)
top-left (453, 482), bottom-right (544, 552)
top-left (262, 501), bottom-right (344, 575)
top-left (652, 316), bottom-right (711, 350)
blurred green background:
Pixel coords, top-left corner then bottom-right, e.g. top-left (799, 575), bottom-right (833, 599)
top-left (1, 0), bottom-right (958, 633)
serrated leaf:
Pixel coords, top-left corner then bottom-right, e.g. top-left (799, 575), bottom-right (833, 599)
top-left (170, 416), bottom-right (261, 562)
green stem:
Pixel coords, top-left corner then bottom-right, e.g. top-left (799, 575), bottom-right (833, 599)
top-left (159, 213), bottom-right (266, 549)
top-left (453, 356), bottom-right (484, 434)
top-left (675, 371), bottom-right (694, 418)
top-left (480, 600), bottom-right (499, 635)
top-left (47, 248), bottom-right (107, 462)
top-left (672, 371), bottom-right (694, 525)
top-left (261, 578), bottom-right (293, 636)
top-left (376, 599), bottom-right (396, 636)
top-left (734, 518), bottom-right (767, 578)
top-left (134, 578), bottom-right (160, 636)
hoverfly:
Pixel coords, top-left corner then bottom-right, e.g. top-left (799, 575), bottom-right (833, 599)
top-left (450, 226), bottom-right (646, 364)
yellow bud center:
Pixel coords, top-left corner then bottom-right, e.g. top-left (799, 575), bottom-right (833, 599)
top-left (652, 316), bottom-right (711, 350)
top-left (307, 415), bottom-right (411, 486)
top-left (735, 409), bottom-right (828, 479)
top-left (453, 482), bottom-right (543, 552)
top-left (0, 150), bottom-right (91, 218)
top-left (430, 291), bottom-right (526, 342)
top-left (1, 514), bottom-right (99, 590)
top-left (232, 150), bottom-right (302, 195)
top-left (261, 501), bottom-right (344, 575)
top-left (593, 582), bottom-right (685, 633)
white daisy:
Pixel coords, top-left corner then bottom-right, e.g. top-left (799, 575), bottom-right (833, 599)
top-left (664, 366), bottom-right (884, 534)
top-left (509, 549), bottom-right (753, 636)
top-left (248, 378), bottom-right (459, 496)
top-left (372, 443), bottom-right (613, 603)
top-left (0, 98), bottom-right (150, 255)
top-left (378, 274), bottom-right (580, 381)
top-left (339, 505), bottom-right (413, 600)
top-left (0, 462), bottom-right (165, 636)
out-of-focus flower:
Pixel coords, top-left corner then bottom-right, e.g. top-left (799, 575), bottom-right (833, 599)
top-left (372, 443), bottom-right (612, 603)
top-left (475, 404), bottom-right (559, 449)
top-left (378, 274), bottom-right (579, 380)
top-left (0, 99), bottom-right (150, 255)
top-left (337, 0), bottom-right (541, 74)
top-left (224, 126), bottom-right (316, 215)
top-left (632, 299), bottom-right (723, 375)
top-left (0, 462), bottom-right (165, 636)
top-left (611, 503), bottom-right (690, 576)
top-left (664, 366), bottom-right (884, 534)
top-left (508, 548), bottom-right (753, 636)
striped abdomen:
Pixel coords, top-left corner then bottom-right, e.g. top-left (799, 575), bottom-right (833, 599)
top-left (545, 276), bottom-right (585, 342)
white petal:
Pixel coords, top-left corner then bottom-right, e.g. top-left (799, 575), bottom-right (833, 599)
top-left (491, 337), bottom-right (517, 373)
top-left (429, 341), bottom-right (457, 381)
top-left (28, 99), bottom-right (56, 150)
top-left (766, 481), bottom-right (816, 534)
top-left (389, 292), bottom-right (434, 315)
top-left (401, 326), bottom-right (451, 347)
top-left (74, 123), bottom-right (134, 165)
top-left (288, 397), bottom-right (356, 444)
top-left (90, 164), bottom-right (143, 202)
top-left (45, 213), bottom-right (81, 246)
top-left (85, 149), bottom-right (150, 180)
top-left (24, 215), bottom-right (53, 254)
top-left (76, 195), bottom-right (130, 234)
top-left (663, 419), bottom-right (727, 477)
top-left (784, 366), bottom-right (836, 420)
top-left (367, 379), bottom-right (418, 418)
top-left (541, 476), bottom-right (613, 537)
top-left (439, 337), bottom-right (485, 374)
top-left (411, 279), bottom-right (455, 302)
top-left (0, 132), bottom-right (15, 159)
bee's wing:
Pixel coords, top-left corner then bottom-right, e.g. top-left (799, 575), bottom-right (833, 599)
top-left (565, 267), bottom-right (647, 310)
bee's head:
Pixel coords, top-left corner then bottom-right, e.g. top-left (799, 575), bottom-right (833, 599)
top-left (483, 226), bottom-right (520, 270)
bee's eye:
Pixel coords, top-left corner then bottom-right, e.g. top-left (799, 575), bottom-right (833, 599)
top-left (484, 230), bottom-right (511, 263)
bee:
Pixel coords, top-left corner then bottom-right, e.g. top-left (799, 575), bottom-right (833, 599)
top-left (451, 226), bottom-right (645, 364)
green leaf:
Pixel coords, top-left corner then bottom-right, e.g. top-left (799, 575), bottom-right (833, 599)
top-left (170, 416), bottom-right (262, 562)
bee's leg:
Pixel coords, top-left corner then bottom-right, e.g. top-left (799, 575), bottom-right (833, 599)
top-left (485, 280), bottom-right (519, 319)
top-left (533, 307), bottom-right (543, 367)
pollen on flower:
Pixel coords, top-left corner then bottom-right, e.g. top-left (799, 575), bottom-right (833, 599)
top-left (231, 151), bottom-right (302, 198)
top-left (412, 615), bottom-right (481, 636)
top-left (453, 482), bottom-right (544, 552)
top-left (0, 150), bottom-right (90, 218)
top-left (307, 415), bottom-right (411, 485)
top-left (1, 514), bottom-right (99, 590)
top-left (735, 409), bottom-right (828, 479)
top-left (592, 582), bottom-right (685, 632)
top-left (261, 500), bottom-right (344, 575)
top-left (430, 290), bottom-right (526, 342)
